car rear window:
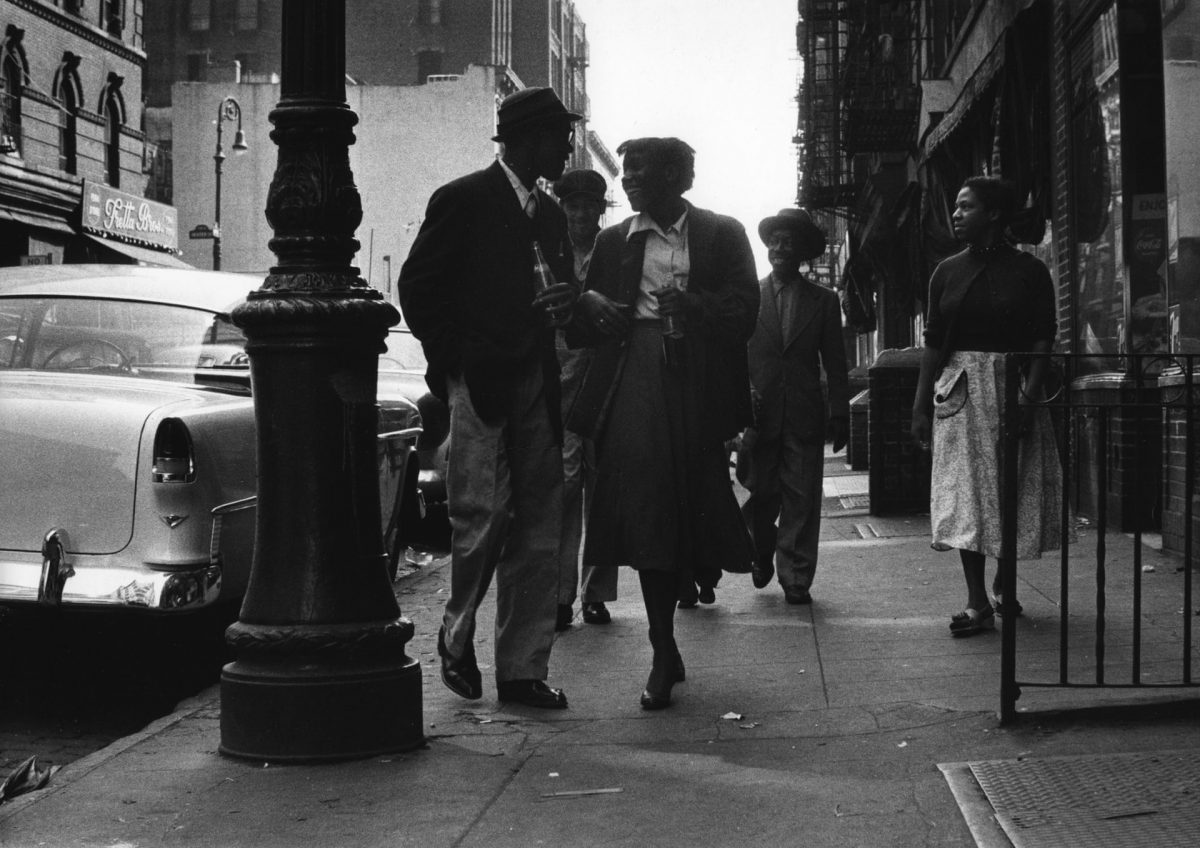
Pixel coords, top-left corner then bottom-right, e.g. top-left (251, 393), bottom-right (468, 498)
top-left (0, 297), bottom-right (248, 379)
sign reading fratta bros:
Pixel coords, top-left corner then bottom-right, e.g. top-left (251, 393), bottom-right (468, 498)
top-left (82, 180), bottom-right (179, 252)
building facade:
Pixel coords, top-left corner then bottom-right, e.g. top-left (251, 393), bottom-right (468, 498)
top-left (1, 0), bottom-right (184, 266)
top-left (797, 0), bottom-right (1200, 539)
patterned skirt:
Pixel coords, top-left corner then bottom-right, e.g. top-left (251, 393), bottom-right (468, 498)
top-left (930, 350), bottom-right (1062, 559)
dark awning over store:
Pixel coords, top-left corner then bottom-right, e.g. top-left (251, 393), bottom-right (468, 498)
top-left (0, 208), bottom-right (76, 235)
top-left (84, 234), bottom-right (195, 269)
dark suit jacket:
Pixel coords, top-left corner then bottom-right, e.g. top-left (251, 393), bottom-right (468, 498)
top-left (398, 161), bottom-right (573, 432)
top-left (748, 274), bottom-right (849, 444)
top-left (567, 203), bottom-right (759, 444)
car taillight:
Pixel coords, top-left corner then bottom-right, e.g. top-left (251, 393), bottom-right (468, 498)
top-left (152, 418), bottom-right (195, 483)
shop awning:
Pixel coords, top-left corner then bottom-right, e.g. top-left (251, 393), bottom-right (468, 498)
top-left (922, 39), bottom-right (1005, 154)
top-left (84, 234), bottom-right (194, 269)
top-left (0, 208), bottom-right (76, 235)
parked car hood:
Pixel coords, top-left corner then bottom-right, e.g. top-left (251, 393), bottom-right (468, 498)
top-left (0, 372), bottom-right (245, 556)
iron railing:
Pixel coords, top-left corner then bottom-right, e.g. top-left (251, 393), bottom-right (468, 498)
top-left (998, 353), bottom-right (1198, 722)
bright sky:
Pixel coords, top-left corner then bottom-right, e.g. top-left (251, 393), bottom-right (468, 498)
top-left (572, 0), bottom-right (800, 275)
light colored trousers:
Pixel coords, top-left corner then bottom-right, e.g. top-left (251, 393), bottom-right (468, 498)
top-left (558, 430), bottom-right (618, 606)
top-left (442, 365), bottom-right (563, 683)
top-left (742, 433), bottom-right (825, 593)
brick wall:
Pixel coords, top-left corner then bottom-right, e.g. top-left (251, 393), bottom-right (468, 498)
top-left (3, 1), bottom-right (148, 194)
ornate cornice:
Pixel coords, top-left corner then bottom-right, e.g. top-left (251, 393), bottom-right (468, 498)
top-left (7, 0), bottom-right (145, 66)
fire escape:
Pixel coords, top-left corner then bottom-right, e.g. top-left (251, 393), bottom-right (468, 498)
top-left (797, 0), bottom-right (971, 339)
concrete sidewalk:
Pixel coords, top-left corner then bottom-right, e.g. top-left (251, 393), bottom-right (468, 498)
top-left (2, 460), bottom-right (1197, 847)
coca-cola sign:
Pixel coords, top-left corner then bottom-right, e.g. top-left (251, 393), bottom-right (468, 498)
top-left (81, 181), bottom-right (178, 251)
top-left (1132, 224), bottom-right (1165, 263)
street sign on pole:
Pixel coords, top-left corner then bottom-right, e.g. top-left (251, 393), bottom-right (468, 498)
top-left (189, 224), bottom-right (214, 240)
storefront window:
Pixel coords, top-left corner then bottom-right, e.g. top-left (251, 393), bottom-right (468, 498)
top-left (1162, 0), bottom-right (1200, 352)
top-left (1071, 5), bottom-right (1123, 363)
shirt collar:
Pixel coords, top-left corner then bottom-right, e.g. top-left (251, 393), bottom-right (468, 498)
top-left (627, 207), bottom-right (689, 241)
top-left (498, 157), bottom-right (534, 210)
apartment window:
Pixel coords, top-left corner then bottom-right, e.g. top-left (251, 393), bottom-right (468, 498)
top-left (1, 50), bottom-right (22, 156)
top-left (101, 78), bottom-right (125, 187)
top-left (55, 55), bottom-right (81, 174)
top-left (236, 0), bottom-right (259, 31)
top-left (186, 51), bottom-right (208, 82)
top-left (417, 50), bottom-right (443, 83)
top-left (63, 0), bottom-right (84, 16)
top-left (189, 0), bottom-right (211, 32)
top-left (104, 0), bottom-right (125, 36)
top-left (417, 0), bottom-right (442, 25)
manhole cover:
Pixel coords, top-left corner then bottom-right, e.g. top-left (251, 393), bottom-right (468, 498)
top-left (966, 750), bottom-right (1200, 848)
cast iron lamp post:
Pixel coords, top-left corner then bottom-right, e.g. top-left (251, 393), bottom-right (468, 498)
top-left (219, 0), bottom-right (422, 761)
top-left (212, 96), bottom-right (248, 271)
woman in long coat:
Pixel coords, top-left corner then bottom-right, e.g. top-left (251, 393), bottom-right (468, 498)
top-left (567, 137), bottom-right (758, 709)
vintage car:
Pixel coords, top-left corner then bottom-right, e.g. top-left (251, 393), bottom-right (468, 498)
top-left (379, 326), bottom-right (450, 543)
top-left (0, 265), bottom-right (422, 616)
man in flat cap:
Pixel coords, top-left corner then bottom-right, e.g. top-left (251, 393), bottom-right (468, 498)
top-left (399, 87), bottom-right (580, 709)
top-left (742, 208), bottom-right (848, 606)
top-left (551, 169), bottom-right (618, 629)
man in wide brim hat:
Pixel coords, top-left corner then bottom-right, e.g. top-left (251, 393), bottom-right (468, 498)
top-left (493, 86), bottom-right (583, 142)
top-left (757, 207), bottom-right (827, 262)
top-left (741, 204), bottom-right (847, 608)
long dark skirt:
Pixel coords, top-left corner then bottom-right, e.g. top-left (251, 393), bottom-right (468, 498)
top-left (584, 324), bottom-right (753, 587)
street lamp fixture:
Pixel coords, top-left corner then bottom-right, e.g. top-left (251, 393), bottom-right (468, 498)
top-left (213, 96), bottom-right (248, 271)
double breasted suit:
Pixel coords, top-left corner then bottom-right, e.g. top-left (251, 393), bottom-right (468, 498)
top-left (398, 160), bottom-right (573, 685)
top-left (743, 274), bottom-right (849, 595)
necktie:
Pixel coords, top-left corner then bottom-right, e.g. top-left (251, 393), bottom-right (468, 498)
top-left (777, 280), bottom-right (796, 339)
top-left (524, 193), bottom-right (538, 220)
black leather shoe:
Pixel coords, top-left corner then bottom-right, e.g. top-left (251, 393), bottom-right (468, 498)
top-left (678, 584), bottom-right (699, 609)
top-left (497, 679), bottom-right (568, 709)
top-left (555, 604), bottom-right (573, 632)
top-left (752, 555), bottom-right (775, 589)
top-left (438, 626), bottom-right (482, 700)
top-left (698, 585), bottom-right (716, 605)
top-left (784, 588), bottom-right (812, 605)
top-left (581, 601), bottom-right (611, 624)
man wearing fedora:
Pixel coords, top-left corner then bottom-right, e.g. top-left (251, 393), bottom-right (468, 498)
top-left (551, 168), bottom-right (619, 629)
top-left (742, 208), bottom-right (849, 605)
top-left (399, 87), bottom-right (580, 709)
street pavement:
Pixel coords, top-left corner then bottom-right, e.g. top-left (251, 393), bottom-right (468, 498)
top-left (1, 454), bottom-right (1197, 847)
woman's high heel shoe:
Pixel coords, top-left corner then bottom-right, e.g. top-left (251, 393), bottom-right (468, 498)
top-left (641, 651), bottom-right (683, 710)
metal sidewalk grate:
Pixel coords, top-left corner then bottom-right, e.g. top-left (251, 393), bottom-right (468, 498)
top-left (967, 750), bottom-right (1200, 848)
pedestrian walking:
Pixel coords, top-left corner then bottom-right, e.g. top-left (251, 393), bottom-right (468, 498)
top-left (910, 175), bottom-right (1062, 637)
top-left (551, 168), bottom-right (618, 630)
top-left (742, 208), bottom-right (849, 606)
top-left (398, 87), bottom-right (580, 708)
top-left (567, 137), bottom-right (757, 709)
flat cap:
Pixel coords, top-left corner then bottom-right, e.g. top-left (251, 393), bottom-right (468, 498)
top-left (553, 169), bottom-right (607, 203)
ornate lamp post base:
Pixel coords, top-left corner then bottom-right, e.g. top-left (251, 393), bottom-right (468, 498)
top-left (217, 0), bottom-right (425, 759)
top-left (220, 622), bottom-right (423, 762)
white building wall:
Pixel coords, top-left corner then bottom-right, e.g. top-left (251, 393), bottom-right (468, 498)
top-left (171, 65), bottom-right (502, 291)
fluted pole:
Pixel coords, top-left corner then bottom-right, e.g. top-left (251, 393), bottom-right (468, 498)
top-left (219, 0), bottom-right (422, 762)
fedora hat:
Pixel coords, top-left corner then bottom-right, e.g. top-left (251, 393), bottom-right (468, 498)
top-left (492, 87), bottom-right (583, 142)
top-left (757, 207), bottom-right (827, 261)
top-left (553, 168), bottom-right (607, 203)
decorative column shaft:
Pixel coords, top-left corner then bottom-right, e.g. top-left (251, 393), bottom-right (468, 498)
top-left (219, 0), bottom-right (422, 762)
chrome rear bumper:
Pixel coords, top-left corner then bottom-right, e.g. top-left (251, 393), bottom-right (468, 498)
top-left (0, 497), bottom-right (256, 612)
